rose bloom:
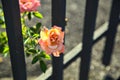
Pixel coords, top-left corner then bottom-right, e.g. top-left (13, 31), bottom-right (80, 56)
top-left (38, 26), bottom-right (65, 57)
top-left (19, 0), bottom-right (40, 13)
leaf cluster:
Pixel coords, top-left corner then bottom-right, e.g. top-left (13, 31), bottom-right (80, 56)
top-left (0, 9), bottom-right (51, 73)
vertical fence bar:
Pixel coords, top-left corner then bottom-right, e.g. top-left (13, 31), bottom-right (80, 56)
top-left (102, 0), bottom-right (120, 66)
top-left (1, 0), bottom-right (27, 80)
top-left (79, 0), bottom-right (99, 80)
top-left (51, 0), bottom-right (66, 80)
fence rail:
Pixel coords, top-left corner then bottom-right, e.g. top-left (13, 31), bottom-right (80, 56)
top-left (1, 0), bottom-right (120, 80)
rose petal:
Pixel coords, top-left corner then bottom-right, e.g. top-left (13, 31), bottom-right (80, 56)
top-left (38, 26), bottom-right (65, 57)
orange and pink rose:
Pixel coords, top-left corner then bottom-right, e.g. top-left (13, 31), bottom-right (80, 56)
top-left (38, 26), bottom-right (65, 57)
top-left (19, 0), bottom-right (40, 13)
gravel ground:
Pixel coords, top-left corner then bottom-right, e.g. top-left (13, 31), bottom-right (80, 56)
top-left (0, 0), bottom-right (120, 80)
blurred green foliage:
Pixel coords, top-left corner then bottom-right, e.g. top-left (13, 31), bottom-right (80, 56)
top-left (0, 6), bottom-right (51, 73)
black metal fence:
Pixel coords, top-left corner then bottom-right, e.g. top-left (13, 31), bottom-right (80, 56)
top-left (1, 0), bottom-right (120, 80)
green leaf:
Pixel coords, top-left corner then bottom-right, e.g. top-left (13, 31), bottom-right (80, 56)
top-left (40, 51), bottom-right (51, 60)
top-left (44, 54), bottom-right (51, 60)
top-left (33, 12), bottom-right (43, 19)
top-left (29, 27), bottom-right (36, 33)
top-left (32, 55), bottom-right (39, 64)
top-left (1, 24), bottom-right (6, 28)
top-left (36, 22), bottom-right (41, 30)
top-left (22, 26), bottom-right (27, 36)
top-left (28, 12), bottom-right (31, 20)
top-left (31, 40), bottom-right (36, 45)
top-left (40, 60), bottom-right (47, 73)
top-left (35, 22), bottom-right (41, 33)
top-left (0, 18), bottom-right (4, 24)
top-left (1, 32), bottom-right (7, 37)
top-left (33, 34), bottom-right (39, 38)
top-left (24, 38), bottom-right (30, 44)
top-left (28, 48), bottom-right (37, 53)
top-left (25, 48), bottom-right (37, 56)
top-left (3, 45), bottom-right (9, 53)
top-left (0, 44), bottom-right (4, 53)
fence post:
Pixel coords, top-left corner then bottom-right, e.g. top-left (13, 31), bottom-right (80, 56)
top-left (102, 0), bottom-right (120, 66)
top-left (51, 0), bottom-right (66, 80)
top-left (1, 0), bottom-right (27, 80)
top-left (79, 0), bottom-right (99, 80)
